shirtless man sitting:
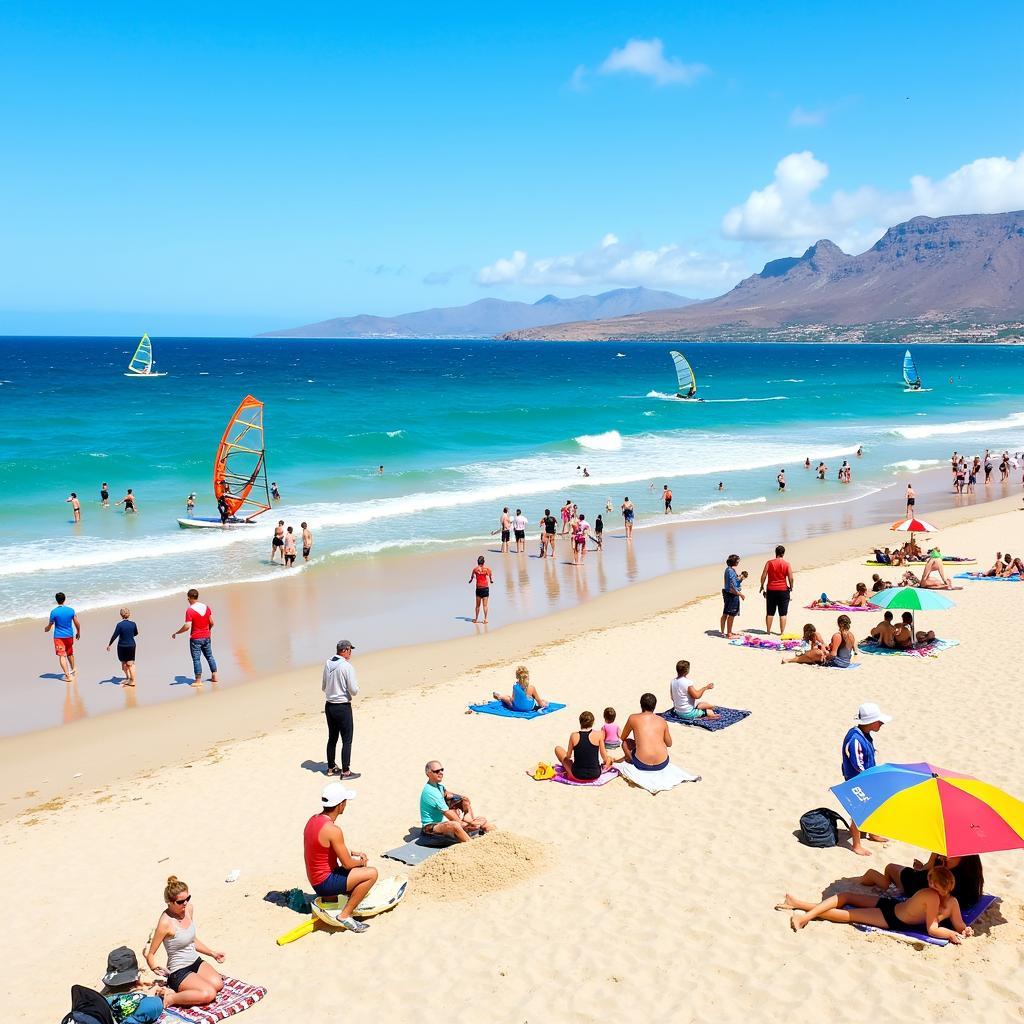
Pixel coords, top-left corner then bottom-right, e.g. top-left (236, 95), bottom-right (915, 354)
top-left (620, 693), bottom-right (672, 771)
top-left (866, 611), bottom-right (896, 648)
top-left (419, 761), bottom-right (494, 843)
top-left (893, 612), bottom-right (914, 649)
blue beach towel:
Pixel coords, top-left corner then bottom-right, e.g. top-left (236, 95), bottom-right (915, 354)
top-left (468, 700), bottom-right (566, 719)
top-left (659, 707), bottom-right (751, 731)
top-left (955, 572), bottom-right (1021, 581)
top-left (852, 893), bottom-right (997, 946)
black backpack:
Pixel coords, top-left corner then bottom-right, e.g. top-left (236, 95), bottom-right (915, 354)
top-left (799, 807), bottom-right (849, 848)
top-left (61, 985), bottom-right (116, 1024)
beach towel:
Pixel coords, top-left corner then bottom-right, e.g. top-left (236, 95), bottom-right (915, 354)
top-left (616, 761), bottom-right (701, 793)
top-left (467, 700), bottom-right (566, 720)
top-left (380, 827), bottom-right (476, 865)
top-left (161, 977), bottom-right (267, 1022)
top-left (804, 602), bottom-right (880, 613)
top-left (852, 893), bottom-right (997, 946)
top-left (660, 707), bottom-right (751, 731)
top-left (955, 572), bottom-right (1021, 581)
top-left (865, 558), bottom-right (976, 566)
top-left (552, 765), bottom-right (619, 786)
top-left (859, 638), bottom-right (960, 658)
top-left (729, 635), bottom-right (806, 652)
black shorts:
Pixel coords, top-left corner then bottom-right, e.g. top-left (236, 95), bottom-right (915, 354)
top-left (303, 547), bottom-right (311, 558)
top-left (722, 590), bottom-right (740, 616)
top-left (907, 497), bottom-right (915, 506)
top-left (476, 587), bottom-right (489, 598)
top-left (167, 957), bottom-right (203, 992)
top-left (514, 529), bottom-right (525, 541)
top-left (765, 590), bottom-right (790, 616)
top-left (116, 645), bottom-right (136, 664)
top-left (501, 530), bottom-right (510, 542)
top-left (285, 553), bottom-right (296, 565)
top-left (273, 537), bottom-right (284, 547)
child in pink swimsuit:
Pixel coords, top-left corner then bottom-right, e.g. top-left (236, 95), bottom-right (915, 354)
top-left (601, 707), bottom-right (621, 749)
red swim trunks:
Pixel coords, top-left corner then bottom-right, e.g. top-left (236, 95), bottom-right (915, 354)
top-left (54, 637), bottom-right (74, 656)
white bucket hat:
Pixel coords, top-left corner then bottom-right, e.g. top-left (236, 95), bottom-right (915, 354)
top-left (854, 702), bottom-right (892, 726)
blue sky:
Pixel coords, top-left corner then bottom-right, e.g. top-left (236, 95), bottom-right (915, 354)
top-left (1, 1), bottom-right (1022, 334)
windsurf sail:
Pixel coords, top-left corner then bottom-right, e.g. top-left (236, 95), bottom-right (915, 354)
top-left (902, 349), bottom-right (921, 388)
top-left (213, 395), bottom-right (271, 520)
top-left (670, 350), bottom-right (697, 397)
top-left (126, 333), bottom-right (156, 375)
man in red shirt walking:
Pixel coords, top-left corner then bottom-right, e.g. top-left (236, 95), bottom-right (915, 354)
top-left (171, 588), bottom-right (219, 687)
top-left (759, 544), bottom-right (795, 636)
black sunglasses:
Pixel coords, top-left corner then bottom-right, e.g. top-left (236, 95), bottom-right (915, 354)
top-left (173, 895), bottom-right (192, 906)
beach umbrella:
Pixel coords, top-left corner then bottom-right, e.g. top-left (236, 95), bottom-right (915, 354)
top-left (831, 762), bottom-right (1024, 856)
top-left (870, 585), bottom-right (954, 636)
top-left (890, 517), bottom-right (937, 533)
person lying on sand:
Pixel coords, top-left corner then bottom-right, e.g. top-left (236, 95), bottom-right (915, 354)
top-left (848, 582), bottom-right (872, 607)
top-left (620, 693), bottom-right (672, 770)
top-left (981, 552), bottom-right (1007, 577)
top-left (865, 611), bottom-right (896, 649)
top-left (493, 665), bottom-right (547, 712)
top-left (669, 659), bottom-right (721, 720)
top-left (555, 710), bottom-right (613, 780)
top-left (858, 854), bottom-right (984, 908)
top-left (782, 623), bottom-right (827, 665)
top-left (898, 569), bottom-right (921, 587)
top-left (420, 760), bottom-right (494, 843)
top-left (777, 865), bottom-right (973, 943)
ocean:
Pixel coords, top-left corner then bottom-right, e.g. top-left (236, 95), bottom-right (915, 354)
top-left (2, 337), bottom-right (1023, 625)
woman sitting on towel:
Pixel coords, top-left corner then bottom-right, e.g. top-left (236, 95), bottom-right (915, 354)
top-left (858, 854), bottom-right (984, 907)
top-left (848, 582), bottom-right (872, 607)
top-left (826, 614), bottom-right (858, 668)
top-left (781, 623), bottom-right (827, 666)
top-left (145, 876), bottom-right (226, 1008)
top-left (779, 865), bottom-right (973, 943)
top-left (555, 710), bottom-right (613, 780)
top-left (493, 665), bottom-right (548, 712)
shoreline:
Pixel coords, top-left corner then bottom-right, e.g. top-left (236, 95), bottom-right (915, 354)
top-left (2, 477), bottom-right (1019, 824)
top-left (0, 460), bottom-right (1001, 736)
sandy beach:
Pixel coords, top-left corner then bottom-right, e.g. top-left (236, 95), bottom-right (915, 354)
top-left (4, 488), bottom-right (1023, 1022)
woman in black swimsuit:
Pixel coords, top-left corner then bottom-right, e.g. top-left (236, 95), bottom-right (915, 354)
top-left (858, 854), bottom-right (984, 907)
top-left (779, 866), bottom-right (973, 943)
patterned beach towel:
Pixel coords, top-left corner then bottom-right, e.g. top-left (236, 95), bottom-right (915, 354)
top-left (659, 707), bottom-right (751, 731)
top-left (729, 635), bottom-right (806, 652)
top-left (467, 700), bottom-right (566, 719)
top-left (553, 765), bottom-right (619, 787)
top-left (161, 977), bottom-right (267, 1022)
top-left (955, 572), bottom-right (1021, 581)
top-left (859, 638), bottom-right (960, 658)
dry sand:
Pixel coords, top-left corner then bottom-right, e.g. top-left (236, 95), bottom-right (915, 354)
top-left (3, 497), bottom-right (1023, 1022)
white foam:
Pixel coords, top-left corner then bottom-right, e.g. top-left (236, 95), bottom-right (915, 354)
top-left (892, 411), bottom-right (1024, 440)
top-left (886, 459), bottom-right (942, 472)
top-left (575, 430), bottom-right (623, 451)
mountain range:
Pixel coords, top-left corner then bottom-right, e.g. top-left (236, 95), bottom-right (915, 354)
top-left (501, 211), bottom-right (1024, 340)
top-left (258, 287), bottom-right (693, 338)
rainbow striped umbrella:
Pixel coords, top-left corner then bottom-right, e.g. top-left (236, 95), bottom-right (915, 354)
top-left (831, 762), bottom-right (1024, 856)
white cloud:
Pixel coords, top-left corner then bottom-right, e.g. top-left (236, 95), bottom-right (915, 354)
top-left (567, 64), bottom-right (588, 92)
top-left (476, 234), bottom-right (742, 293)
top-left (789, 106), bottom-right (826, 127)
top-left (722, 150), bottom-right (1024, 253)
top-left (598, 38), bottom-right (708, 86)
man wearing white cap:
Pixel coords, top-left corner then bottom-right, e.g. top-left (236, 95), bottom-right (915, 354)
top-left (302, 782), bottom-right (377, 933)
top-left (841, 702), bottom-right (892, 856)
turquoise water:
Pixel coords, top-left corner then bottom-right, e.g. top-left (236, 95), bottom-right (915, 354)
top-left (1, 337), bottom-right (1023, 623)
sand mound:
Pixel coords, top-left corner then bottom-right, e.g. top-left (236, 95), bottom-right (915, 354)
top-left (412, 831), bottom-right (550, 901)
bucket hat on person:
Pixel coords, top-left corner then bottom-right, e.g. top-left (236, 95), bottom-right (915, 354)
top-left (854, 702), bottom-right (892, 726)
top-left (102, 945), bottom-right (141, 987)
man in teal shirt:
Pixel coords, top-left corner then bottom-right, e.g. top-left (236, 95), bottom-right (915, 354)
top-left (419, 760), bottom-right (493, 843)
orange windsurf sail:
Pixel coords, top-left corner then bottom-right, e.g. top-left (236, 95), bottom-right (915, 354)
top-left (213, 395), bottom-right (271, 521)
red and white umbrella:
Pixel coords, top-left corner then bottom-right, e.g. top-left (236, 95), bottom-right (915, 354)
top-left (891, 517), bottom-right (937, 534)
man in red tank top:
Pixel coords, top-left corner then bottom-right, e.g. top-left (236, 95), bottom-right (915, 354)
top-left (759, 544), bottom-right (795, 635)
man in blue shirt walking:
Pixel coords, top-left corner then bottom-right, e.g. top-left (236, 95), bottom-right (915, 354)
top-left (841, 702), bottom-right (892, 856)
top-left (44, 591), bottom-right (80, 681)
